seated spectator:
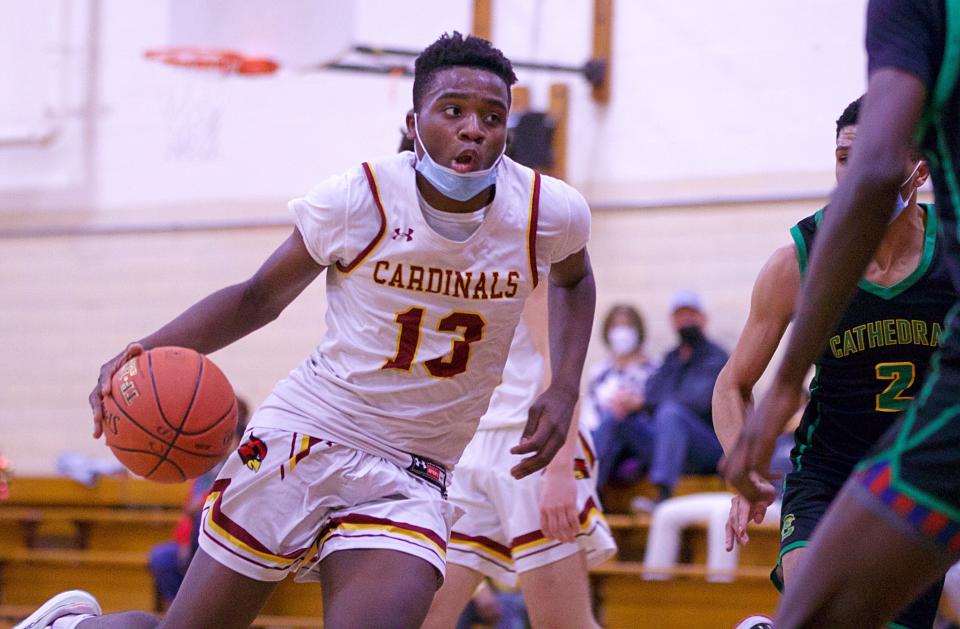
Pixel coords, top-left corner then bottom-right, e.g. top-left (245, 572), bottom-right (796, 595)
top-left (148, 397), bottom-right (250, 611)
top-left (643, 410), bottom-right (801, 583)
top-left (638, 290), bottom-right (728, 509)
top-left (455, 580), bottom-right (529, 629)
top-left (589, 304), bottom-right (658, 499)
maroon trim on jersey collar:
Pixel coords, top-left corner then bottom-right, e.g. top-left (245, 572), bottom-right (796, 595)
top-left (336, 162), bottom-right (388, 274)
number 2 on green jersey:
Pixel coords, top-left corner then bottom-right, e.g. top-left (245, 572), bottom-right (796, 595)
top-left (875, 361), bottom-right (916, 413)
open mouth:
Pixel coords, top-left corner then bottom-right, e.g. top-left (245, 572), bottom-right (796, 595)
top-left (450, 152), bottom-right (479, 173)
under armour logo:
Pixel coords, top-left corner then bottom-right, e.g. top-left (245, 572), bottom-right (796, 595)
top-left (392, 228), bottom-right (414, 241)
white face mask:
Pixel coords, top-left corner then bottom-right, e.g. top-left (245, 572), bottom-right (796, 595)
top-left (413, 114), bottom-right (505, 202)
top-left (608, 326), bottom-right (640, 356)
top-left (890, 161), bottom-right (922, 223)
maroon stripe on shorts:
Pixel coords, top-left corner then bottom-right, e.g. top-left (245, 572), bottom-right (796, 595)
top-left (510, 496), bottom-right (600, 548)
top-left (450, 531), bottom-right (512, 557)
top-left (321, 531), bottom-right (445, 563)
top-left (322, 513), bottom-right (446, 551)
top-left (208, 477), bottom-right (309, 560)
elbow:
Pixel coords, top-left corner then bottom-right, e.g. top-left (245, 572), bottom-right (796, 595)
top-left (241, 280), bottom-right (285, 325)
top-left (714, 367), bottom-right (752, 404)
top-left (712, 366), bottom-right (734, 399)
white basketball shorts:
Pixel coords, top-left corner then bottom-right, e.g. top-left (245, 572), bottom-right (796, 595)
top-left (199, 427), bottom-right (458, 584)
top-left (446, 427), bottom-right (616, 585)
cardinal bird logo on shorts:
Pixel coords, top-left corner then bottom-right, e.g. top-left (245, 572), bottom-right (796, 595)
top-left (237, 435), bottom-right (267, 472)
top-left (573, 457), bottom-right (590, 480)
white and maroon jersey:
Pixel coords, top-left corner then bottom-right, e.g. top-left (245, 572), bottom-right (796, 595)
top-left (251, 152), bottom-right (590, 470)
top-left (476, 319), bottom-right (545, 431)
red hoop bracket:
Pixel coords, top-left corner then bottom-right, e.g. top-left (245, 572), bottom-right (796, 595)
top-left (144, 47), bottom-right (279, 75)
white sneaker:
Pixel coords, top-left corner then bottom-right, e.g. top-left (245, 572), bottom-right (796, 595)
top-left (13, 590), bottom-right (102, 629)
top-left (733, 614), bottom-right (774, 629)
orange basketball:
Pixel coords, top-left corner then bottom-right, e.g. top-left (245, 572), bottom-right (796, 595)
top-left (101, 346), bottom-right (238, 483)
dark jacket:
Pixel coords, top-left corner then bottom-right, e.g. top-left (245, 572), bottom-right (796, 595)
top-left (645, 338), bottom-right (728, 424)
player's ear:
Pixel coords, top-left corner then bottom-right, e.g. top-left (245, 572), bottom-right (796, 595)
top-left (916, 160), bottom-right (930, 187)
top-left (405, 110), bottom-right (416, 140)
top-left (405, 109), bottom-right (422, 157)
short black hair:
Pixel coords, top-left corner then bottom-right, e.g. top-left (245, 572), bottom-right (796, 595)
top-left (836, 96), bottom-right (863, 138)
top-left (413, 31), bottom-right (517, 112)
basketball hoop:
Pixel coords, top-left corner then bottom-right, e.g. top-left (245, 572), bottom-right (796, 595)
top-left (144, 46), bottom-right (279, 161)
top-left (144, 47), bottom-right (279, 75)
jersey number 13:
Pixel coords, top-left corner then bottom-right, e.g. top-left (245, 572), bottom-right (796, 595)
top-left (382, 307), bottom-right (486, 378)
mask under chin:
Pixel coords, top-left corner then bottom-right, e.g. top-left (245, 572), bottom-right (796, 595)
top-left (413, 114), bottom-right (503, 202)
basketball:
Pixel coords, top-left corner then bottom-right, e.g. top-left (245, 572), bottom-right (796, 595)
top-left (101, 346), bottom-right (239, 483)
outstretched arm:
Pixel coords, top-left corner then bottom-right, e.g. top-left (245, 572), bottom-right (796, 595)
top-left (724, 68), bottom-right (928, 501)
top-left (140, 229), bottom-right (323, 353)
top-left (90, 229), bottom-right (324, 437)
top-left (713, 245), bottom-right (798, 548)
top-left (511, 248), bottom-right (596, 478)
top-left (713, 245), bottom-right (799, 453)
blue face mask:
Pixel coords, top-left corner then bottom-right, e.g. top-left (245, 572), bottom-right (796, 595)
top-left (890, 161), bottom-right (922, 223)
top-left (413, 114), bottom-right (504, 202)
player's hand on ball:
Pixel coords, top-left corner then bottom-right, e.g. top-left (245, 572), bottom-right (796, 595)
top-left (90, 343), bottom-right (144, 439)
top-left (510, 385), bottom-right (577, 479)
top-left (540, 471), bottom-right (579, 543)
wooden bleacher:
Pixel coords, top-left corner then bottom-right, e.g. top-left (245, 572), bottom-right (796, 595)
top-left (0, 476), bottom-right (325, 626)
top-left (0, 476), bottom-right (781, 628)
top-left (591, 562), bottom-right (778, 629)
top-left (605, 512), bottom-right (780, 566)
top-left (0, 507), bottom-right (180, 551)
top-left (600, 474), bottom-right (728, 514)
top-left (2, 476), bottom-right (190, 509)
top-left (592, 477), bottom-right (781, 628)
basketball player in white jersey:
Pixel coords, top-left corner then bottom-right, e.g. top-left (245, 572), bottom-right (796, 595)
top-left (16, 32), bottom-right (596, 629)
top-left (421, 291), bottom-right (616, 629)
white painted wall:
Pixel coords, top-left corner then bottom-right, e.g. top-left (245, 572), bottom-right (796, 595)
top-left (0, 1), bottom-right (888, 475)
top-left (0, 0), bottom-right (869, 213)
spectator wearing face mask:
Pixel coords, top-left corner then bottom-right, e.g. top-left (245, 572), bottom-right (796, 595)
top-left (638, 290), bottom-right (728, 509)
top-left (588, 304), bottom-right (658, 501)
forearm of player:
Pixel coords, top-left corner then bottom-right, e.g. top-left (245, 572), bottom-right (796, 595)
top-left (544, 402), bottom-right (581, 477)
top-left (137, 229), bottom-right (324, 355)
top-left (715, 245), bottom-right (797, 452)
top-left (712, 366), bottom-right (753, 455)
top-left (136, 283), bottom-right (281, 354)
top-left (510, 250), bottom-right (595, 478)
top-left (546, 249), bottom-right (596, 395)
